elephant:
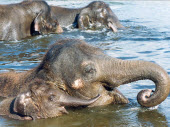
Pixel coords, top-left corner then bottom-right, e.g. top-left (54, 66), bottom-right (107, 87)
top-left (0, 79), bottom-right (100, 120)
top-left (0, 0), bottom-right (63, 41)
top-left (0, 39), bottom-right (170, 108)
top-left (50, 1), bottom-right (124, 32)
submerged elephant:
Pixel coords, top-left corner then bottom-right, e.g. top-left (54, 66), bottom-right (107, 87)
top-left (0, 0), bottom-right (63, 41)
top-left (0, 79), bottom-right (100, 120)
top-left (50, 1), bottom-right (124, 32)
top-left (0, 39), bottom-right (170, 108)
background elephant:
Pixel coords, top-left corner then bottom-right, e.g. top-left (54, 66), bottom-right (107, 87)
top-left (0, 79), bottom-right (100, 120)
top-left (0, 39), bottom-right (170, 108)
top-left (50, 1), bottom-right (124, 32)
top-left (0, 0), bottom-right (63, 41)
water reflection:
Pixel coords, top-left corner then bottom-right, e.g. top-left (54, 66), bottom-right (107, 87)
top-left (137, 109), bottom-right (168, 127)
top-left (0, 104), bottom-right (168, 127)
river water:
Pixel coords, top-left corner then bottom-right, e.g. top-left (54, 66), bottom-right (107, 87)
top-left (0, 0), bottom-right (170, 127)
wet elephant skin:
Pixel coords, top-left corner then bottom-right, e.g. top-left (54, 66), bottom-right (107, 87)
top-left (0, 39), bottom-right (170, 108)
top-left (0, 0), bottom-right (63, 41)
top-left (0, 79), bottom-right (100, 120)
top-left (50, 1), bottom-right (124, 32)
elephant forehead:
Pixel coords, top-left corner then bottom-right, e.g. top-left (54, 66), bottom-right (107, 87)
top-left (14, 92), bottom-right (33, 114)
top-left (81, 61), bottom-right (94, 66)
top-left (19, 92), bottom-right (31, 104)
top-left (58, 49), bottom-right (91, 65)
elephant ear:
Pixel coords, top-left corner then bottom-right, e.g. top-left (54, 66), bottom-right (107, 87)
top-left (78, 8), bottom-right (92, 29)
top-left (34, 11), bottom-right (44, 33)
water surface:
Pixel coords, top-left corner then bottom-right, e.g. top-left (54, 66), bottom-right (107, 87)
top-left (0, 0), bottom-right (170, 127)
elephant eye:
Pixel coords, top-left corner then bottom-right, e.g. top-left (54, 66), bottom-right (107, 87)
top-left (48, 95), bottom-right (56, 101)
top-left (84, 65), bottom-right (96, 74)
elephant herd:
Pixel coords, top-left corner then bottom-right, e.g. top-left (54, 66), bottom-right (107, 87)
top-left (0, 0), bottom-right (170, 121)
top-left (0, 0), bottom-right (123, 41)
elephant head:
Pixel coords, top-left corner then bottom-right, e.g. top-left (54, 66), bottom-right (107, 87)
top-left (34, 39), bottom-right (170, 108)
top-left (34, 11), bottom-right (63, 35)
top-left (78, 1), bottom-right (124, 32)
top-left (13, 79), bottom-right (100, 120)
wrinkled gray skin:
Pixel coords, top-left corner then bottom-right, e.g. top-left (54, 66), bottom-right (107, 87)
top-left (0, 79), bottom-right (100, 120)
top-left (0, 39), bottom-right (170, 108)
top-left (50, 1), bottom-right (124, 32)
top-left (0, 0), bottom-right (63, 41)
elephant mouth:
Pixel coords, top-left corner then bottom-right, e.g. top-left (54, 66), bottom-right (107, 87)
top-left (67, 79), bottom-right (129, 106)
top-left (93, 82), bottom-right (129, 105)
top-left (101, 82), bottom-right (130, 104)
top-left (102, 82), bottom-right (115, 91)
top-left (16, 114), bottom-right (34, 120)
top-left (24, 115), bottom-right (34, 120)
top-left (25, 115), bottom-right (42, 120)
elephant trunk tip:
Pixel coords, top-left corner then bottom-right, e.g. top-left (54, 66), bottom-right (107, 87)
top-left (137, 89), bottom-right (153, 107)
top-left (137, 86), bottom-right (170, 107)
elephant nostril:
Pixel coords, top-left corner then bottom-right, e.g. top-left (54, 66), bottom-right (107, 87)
top-left (137, 89), bottom-right (153, 105)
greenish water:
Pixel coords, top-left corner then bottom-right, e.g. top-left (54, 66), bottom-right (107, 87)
top-left (0, 1), bottom-right (170, 127)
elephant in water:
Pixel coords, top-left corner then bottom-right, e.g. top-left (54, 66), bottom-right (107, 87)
top-left (0, 39), bottom-right (170, 108)
top-left (50, 1), bottom-right (124, 32)
top-left (0, 0), bottom-right (63, 41)
top-left (0, 79), bottom-right (100, 120)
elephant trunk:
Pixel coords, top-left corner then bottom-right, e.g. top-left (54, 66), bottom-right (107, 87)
top-left (59, 93), bottom-right (100, 107)
top-left (97, 58), bottom-right (170, 107)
